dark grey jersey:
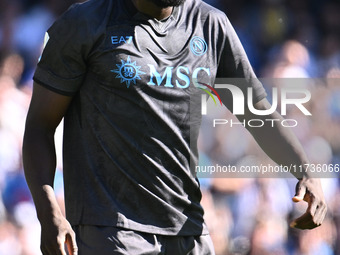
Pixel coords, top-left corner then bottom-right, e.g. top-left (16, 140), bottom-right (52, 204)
top-left (34, 0), bottom-right (266, 235)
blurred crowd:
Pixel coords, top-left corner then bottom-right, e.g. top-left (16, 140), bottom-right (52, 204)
top-left (0, 0), bottom-right (339, 254)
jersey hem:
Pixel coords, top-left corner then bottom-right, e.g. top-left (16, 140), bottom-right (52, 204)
top-left (33, 65), bottom-right (84, 95)
top-left (33, 77), bottom-right (77, 96)
top-left (67, 216), bottom-right (209, 236)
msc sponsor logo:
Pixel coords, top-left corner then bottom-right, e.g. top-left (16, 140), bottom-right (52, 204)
top-left (111, 55), bottom-right (221, 112)
top-left (147, 65), bottom-right (211, 89)
top-left (111, 56), bottom-right (145, 88)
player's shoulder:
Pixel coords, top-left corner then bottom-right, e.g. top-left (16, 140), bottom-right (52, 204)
top-left (49, 0), bottom-right (114, 40)
top-left (61, 0), bottom-right (113, 26)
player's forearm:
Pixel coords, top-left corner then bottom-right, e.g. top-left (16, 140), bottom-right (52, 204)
top-left (243, 110), bottom-right (309, 179)
top-left (239, 98), bottom-right (310, 179)
top-left (22, 127), bottom-right (63, 222)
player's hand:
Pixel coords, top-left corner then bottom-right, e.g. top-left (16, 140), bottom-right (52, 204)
top-left (290, 177), bottom-right (327, 229)
top-left (40, 214), bottom-right (78, 255)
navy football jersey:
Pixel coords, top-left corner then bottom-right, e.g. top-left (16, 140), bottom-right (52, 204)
top-left (34, 0), bottom-right (266, 235)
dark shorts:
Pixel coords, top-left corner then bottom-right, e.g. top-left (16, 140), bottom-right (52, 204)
top-left (73, 225), bottom-right (215, 255)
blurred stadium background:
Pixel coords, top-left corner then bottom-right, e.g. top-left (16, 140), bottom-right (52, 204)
top-left (0, 0), bottom-right (339, 254)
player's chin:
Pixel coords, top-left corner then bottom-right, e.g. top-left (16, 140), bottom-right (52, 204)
top-left (151, 0), bottom-right (185, 8)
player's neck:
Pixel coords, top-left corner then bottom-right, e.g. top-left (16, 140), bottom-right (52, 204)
top-left (132, 0), bottom-right (173, 20)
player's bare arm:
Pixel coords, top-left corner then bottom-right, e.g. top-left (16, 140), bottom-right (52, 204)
top-left (23, 82), bottom-right (77, 255)
top-left (241, 97), bottom-right (327, 229)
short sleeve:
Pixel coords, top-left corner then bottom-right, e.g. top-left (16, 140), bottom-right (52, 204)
top-left (216, 15), bottom-right (266, 105)
top-left (33, 4), bottom-right (87, 96)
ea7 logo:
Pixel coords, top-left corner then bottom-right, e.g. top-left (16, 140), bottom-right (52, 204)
top-left (111, 36), bottom-right (133, 45)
